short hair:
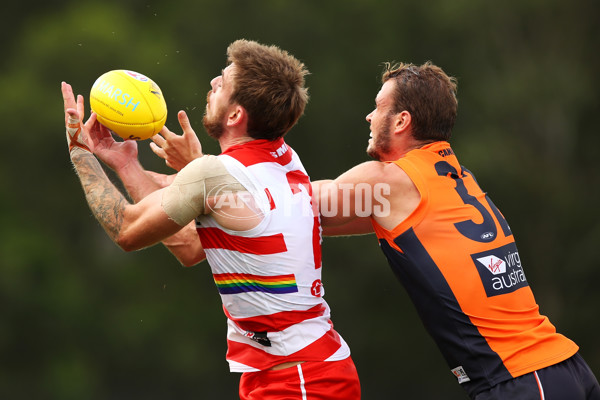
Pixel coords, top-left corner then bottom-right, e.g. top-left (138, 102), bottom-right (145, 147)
top-left (227, 40), bottom-right (309, 141)
top-left (382, 61), bottom-right (458, 141)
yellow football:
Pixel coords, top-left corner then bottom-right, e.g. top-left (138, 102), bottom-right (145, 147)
top-left (90, 70), bottom-right (167, 140)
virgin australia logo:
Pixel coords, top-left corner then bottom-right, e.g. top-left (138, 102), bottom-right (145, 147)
top-left (472, 242), bottom-right (528, 297)
top-left (476, 255), bottom-right (506, 275)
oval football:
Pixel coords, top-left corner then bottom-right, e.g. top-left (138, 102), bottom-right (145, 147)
top-left (90, 70), bottom-right (167, 140)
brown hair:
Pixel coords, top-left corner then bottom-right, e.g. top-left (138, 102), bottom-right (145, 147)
top-left (382, 61), bottom-right (458, 141)
top-left (226, 40), bottom-right (309, 140)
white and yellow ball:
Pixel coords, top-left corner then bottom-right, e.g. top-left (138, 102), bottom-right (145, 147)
top-left (90, 70), bottom-right (167, 140)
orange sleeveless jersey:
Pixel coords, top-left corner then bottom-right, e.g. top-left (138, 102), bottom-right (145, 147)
top-left (371, 141), bottom-right (578, 396)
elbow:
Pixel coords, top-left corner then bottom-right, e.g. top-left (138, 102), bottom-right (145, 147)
top-left (179, 252), bottom-right (207, 267)
top-left (180, 258), bottom-right (198, 268)
top-left (115, 233), bottom-right (144, 253)
top-left (178, 249), bottom-right (207, 267)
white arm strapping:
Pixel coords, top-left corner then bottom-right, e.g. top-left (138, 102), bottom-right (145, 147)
top-left (161, 155), bottom-right (246, 226)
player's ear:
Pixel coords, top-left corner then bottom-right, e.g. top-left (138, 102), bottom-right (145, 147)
top-left (394, 110), bottom-right (411, 133)
top-left (227, 105), bottom-right (246, 127)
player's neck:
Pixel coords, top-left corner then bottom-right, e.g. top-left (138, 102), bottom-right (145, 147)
top-left (377, 134), bottom-right (425, 161)
top-left (218, 132), bottom-right (255, 153)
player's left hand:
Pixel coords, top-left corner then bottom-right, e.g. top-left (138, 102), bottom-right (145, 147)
top-left (150, 110), bottom-right (204, 171)
top-left (61, 82), bottom-right (94, 155)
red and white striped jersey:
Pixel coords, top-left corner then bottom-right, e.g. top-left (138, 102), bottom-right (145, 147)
top-left (196, 138), bottom-right (350, 372)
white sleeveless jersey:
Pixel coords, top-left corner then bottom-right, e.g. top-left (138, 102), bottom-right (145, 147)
top-left (195, 138), bottom-right (350, 372)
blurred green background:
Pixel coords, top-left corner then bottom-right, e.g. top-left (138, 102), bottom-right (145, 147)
top-left (1, 0), bottom-right (599, 398)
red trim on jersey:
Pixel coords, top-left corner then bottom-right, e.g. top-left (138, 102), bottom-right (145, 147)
top-left (224, 304), bottom-right (327, 332)
top-left (226, 324), bottom-right (343, 370)
top-left (312, 216), bottom-right (322, 269)
top-left (286, 170), bottom-right (310, 194)
top-left (198, 227), bottom-right (287, 255)
top-left (221, 138), bottom-right (292, 166)
top-left (264, 188), bottom-right (276, 210)
top-left (285, 170), bottom-right (322, 269)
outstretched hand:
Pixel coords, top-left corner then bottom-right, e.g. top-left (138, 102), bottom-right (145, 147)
top-left (90, 122), bottom-right (139, 173)
top-left (62, 82), bottom-right (94, 154)
top-left (150, 110), bottom-right (203, 171)
top-left (62, 81), bottom-right (140, 170)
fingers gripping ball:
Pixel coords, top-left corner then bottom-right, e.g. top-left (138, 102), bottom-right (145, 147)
top-left (90, 70), bottom-right (167, 140)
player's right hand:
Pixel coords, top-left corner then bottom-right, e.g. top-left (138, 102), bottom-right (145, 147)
top-left (89, 119), bottom-right (139, 173)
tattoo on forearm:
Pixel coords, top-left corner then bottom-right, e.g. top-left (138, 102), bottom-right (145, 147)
top-left (71, 152), bottom-right (129, 241)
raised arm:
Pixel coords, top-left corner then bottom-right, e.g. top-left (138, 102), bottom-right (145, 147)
top-left (114, 158), bottom-right (204, 266)
top-left (150, 110), bottom-right (204, 171)
top-left (62, 82), bottom-right (199, 259)
top-left (92, 129), bottom-right (204, 265)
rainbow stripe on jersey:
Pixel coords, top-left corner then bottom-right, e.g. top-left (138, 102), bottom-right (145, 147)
top-left (213, 273), bottom-right (298, 295)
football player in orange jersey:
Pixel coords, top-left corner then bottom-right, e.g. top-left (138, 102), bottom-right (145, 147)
top-left (313, 61), bottom-right (600, 399)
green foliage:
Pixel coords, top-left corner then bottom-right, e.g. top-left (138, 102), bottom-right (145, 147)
top-left (1, 0), bottom-right (599, 398)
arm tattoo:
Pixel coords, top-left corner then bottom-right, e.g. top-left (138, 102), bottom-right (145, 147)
top-left (71, 152), bottom-right (129, 241)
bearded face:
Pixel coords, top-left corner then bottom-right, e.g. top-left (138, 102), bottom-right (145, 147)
top-left (203, 64), bottom-right (237, 140)
top-left (366, 112), bottom-right (393, 161)
top-left (203, 89), bottom-right (228, 139)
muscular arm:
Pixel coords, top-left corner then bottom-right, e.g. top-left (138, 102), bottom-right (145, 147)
top-left (63, 81), bottom-right (195, 258)
top-left (115, 160), bottom-right (206, 267)
top-left (88, 121), bottom-right (205, 265)
top-left (312, 179), bottom-right (374, 236)
top-left (314, 161), bottom-right (420, 236)
top-left (70, 151), bottom-right (182, 251)
top-left (319, 213), bottom-right (374, 237)
top-left (72, 151), bottom-right (128, 241)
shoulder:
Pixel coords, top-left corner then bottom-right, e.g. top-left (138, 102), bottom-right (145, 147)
top-left (184, 154), bottom-right (222, 169)
top-left (336, 160), bottom-right (412, 187)
top-left (175, 155), bottom-right (228, 183)
top-left (335, 161), bottom-right (382, 183)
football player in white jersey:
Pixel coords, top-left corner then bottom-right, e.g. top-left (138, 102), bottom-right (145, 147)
top-left (62, 39), bottom-right (360, 400)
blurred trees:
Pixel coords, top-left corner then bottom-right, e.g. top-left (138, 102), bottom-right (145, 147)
top-left (0, 0), bottom-right (598, 398)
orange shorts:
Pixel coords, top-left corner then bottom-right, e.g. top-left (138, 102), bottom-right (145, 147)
top-left (239, 357), bottom-right (361, 400)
